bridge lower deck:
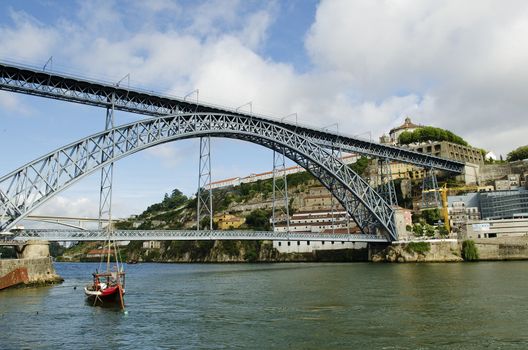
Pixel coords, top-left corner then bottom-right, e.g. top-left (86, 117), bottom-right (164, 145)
top-left (7, 230), bottom-right (390, 243)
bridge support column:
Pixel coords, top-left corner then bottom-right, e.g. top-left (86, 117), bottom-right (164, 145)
top-left (421, 167), bottom-right (440, 209)
top-left (197, 136), bottom-right (213, 230)
top-left (272, 149), bottom-right (290, 232)
top-left (378, 158), bottom-right (398, 206)
top-left (98, 93), bottom-right (115, 229)
top-left (15, 240), bottom-right (50, 259)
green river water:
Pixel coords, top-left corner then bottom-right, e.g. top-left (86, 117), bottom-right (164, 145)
top-left (1, 262), bottom-right (527, 349)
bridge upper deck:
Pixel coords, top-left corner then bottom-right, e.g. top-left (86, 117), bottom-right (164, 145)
top-left (0, 61), bottom-right (464, 173)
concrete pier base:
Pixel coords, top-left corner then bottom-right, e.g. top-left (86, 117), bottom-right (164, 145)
top-left (1, 240), bottom-right (62, 290)
top-left (16, 240), bottom-right (51, 259)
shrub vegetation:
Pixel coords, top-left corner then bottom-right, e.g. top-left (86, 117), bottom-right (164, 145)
top-left (398, 126), bottom-right (468, 146)
top-left (405, 242), bottom-right (431, 254)
top-left (462, 240), bottom-right (479, 261)
top-left (507, 145), bottom-right (528, 162)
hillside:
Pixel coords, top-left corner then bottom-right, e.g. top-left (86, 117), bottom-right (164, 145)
top-left (59, 158), bottom-right (372, 263)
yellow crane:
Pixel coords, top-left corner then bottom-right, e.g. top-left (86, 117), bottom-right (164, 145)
top-left (422, 184), bottom-right (482, 233)
top-left (422, 184), bottom-right (450, 232)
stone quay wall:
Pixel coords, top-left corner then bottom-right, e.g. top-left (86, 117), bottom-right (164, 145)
top-left (0, 257), bottom-right (62, 288)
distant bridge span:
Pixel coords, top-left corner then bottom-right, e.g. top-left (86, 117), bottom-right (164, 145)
top-left (0, 61), bottom-right (464, 173)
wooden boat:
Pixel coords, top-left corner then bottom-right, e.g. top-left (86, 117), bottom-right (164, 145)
top-left (84, 232), bottom-right (126, 309)
top-left (84, 271), bottom-right (125, 302)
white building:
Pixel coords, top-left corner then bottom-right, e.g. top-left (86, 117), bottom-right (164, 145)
top-left (464, 218), bottom-right (528, 239)
top-left (206, 154), bottom-right (360, 190)
top-left (142, 241), bottom-right (161, 249)
top-left (272, 210), bottom-right (363, 253)
top-left (447, 193), bottom-right (481, 231)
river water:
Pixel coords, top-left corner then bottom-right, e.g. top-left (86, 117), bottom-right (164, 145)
top-left (1, 262), bottom-right (528, 349)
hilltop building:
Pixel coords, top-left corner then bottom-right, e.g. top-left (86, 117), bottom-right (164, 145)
top-left (205, 154), bottom-right (360, 190)
top-left (387, 117), bottom-right (421, 144)
top-left (403, 141), bottom-right (484, 165)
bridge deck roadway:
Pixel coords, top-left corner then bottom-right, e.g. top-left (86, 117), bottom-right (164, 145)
top-left (0, 61), bottom-right (464, 173)
top-left (8, 230), bottom-right (390, 243)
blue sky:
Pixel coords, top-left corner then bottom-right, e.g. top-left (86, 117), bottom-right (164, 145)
top-left (1, 0), bottom-right (527, 218)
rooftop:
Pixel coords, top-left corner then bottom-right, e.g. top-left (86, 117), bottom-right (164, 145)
top-left (389, 117), bottom-right (420, 135)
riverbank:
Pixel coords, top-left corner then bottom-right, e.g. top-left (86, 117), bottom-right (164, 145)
top-left (0, 257), bottom-right (63, 290)
top-left (56, 237), bottom-right (528, 264)
top-left (371, 237), bottom-right (528, 262)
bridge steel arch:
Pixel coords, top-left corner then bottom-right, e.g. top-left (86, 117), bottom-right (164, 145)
top-left (0, 113), bottom-right (397, 240)
top-left (0, 62), bottom-right (464, 173)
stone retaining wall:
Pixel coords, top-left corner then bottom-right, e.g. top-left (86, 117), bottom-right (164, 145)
top-left (0, 257), bottom-right (62, 288)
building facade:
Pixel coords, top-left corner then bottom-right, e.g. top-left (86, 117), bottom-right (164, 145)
top-left (213, 214), bottom-right (245, 230)
top-left (464, 218), bottom-right (528, 239)
top-left (387, 117), bottom-right (420, 144)
top-left (405, 141), bottom-right (484, 164)
top-left (479, 189), bottom-right (528, 219)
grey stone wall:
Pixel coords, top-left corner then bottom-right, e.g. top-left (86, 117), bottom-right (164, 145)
top-left (0, 257), bottom-right (62, 286)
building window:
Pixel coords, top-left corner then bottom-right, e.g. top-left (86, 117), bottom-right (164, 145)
top-left (287, 242), bottom-right (291, 246)
top-left (307, 241), bottom-right (310, 245)
top-left (297, 241), bottom-right (300, 246)
top-left (331, 241), bottom-right (334, 244)
top-left (278, 242), bottom-right (281, 246)
top-left (322, 241), bottom-right (325, 245)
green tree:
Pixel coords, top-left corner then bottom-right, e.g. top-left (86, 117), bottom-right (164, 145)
top-left (412, 223), bottom-right (424, 237)
top-left (506, 145), bottom-right (528, 162)
top-left (438, 226), bottom-right (449, 237)
top-left (421, 208), bottom-right (442, 225)
top-left (349, 156), bottom-right (370, 176)
top-left (424, 224), bottom-right (435, 237)
top-left (462, 240), bottom-right (479, 261)
top-left (245, 209), bottom-right (271, 230)
top-left (398, 126), bottom-right (469, 146)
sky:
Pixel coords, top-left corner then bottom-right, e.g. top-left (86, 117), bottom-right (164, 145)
top-left (0, 0), bottom-right (527, 219)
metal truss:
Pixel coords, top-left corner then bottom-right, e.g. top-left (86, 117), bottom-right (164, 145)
top-left (197, 136), bottom-right (213, 230)
top-left (421, 168), bottom-right (440, 209)
top-left (98, 94), bottom-right (115, 229)
top-left (0, 62), bottom-right (464, 173)
top-left (0, 113), bottom-right (397, 240)
top-left (271, 149), bottom-right (289, 231)
top-left (10, 229), bottom-right (389, 243)
top-left (378, 158), bottom-right (398, 206)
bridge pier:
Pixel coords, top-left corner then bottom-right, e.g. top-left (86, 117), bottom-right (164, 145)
top-left (0, 240), bottom-right (61, 291)
top-left (15, 240), bottom-right (51, 259)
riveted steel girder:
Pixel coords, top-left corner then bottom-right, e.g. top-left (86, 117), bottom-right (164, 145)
top-left (12, 229), bottom-right (389, 243)
top-left (0, 62), bottom-right (464, 173)
top-left (0, 113), bottom-right (396, 240)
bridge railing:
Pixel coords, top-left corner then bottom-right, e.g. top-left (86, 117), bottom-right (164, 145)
top-left (10, 229), bottom-right (390, 243)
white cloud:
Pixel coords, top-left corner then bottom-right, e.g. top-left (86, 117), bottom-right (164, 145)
top-left (1, 0), bottom-right (527, 167)
top-left (306, 0), bottom-right (528, 153)
top-left (0, 9), bottom-right (58, 61)
top-left (33, 195), bottom-right (97, 218)
top-left (144, 143), bottom-right (189, 168)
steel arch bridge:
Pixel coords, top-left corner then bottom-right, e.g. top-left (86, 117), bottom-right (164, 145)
top-left (0, 62), bottom-right (464, 173)
top-left (0, 113), bottom-right (397, 240)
